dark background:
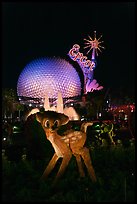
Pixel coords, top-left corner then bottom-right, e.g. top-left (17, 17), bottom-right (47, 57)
top-left (2, 2), bottom-right (135, 96)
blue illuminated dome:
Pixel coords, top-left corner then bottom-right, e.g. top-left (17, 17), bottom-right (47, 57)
top-left (17, 57), bottom-right (81, 103)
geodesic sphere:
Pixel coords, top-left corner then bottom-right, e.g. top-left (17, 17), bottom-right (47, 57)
top-left (17, 57), bottom-right (81, 99)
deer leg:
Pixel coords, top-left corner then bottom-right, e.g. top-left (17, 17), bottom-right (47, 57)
top-left (75, 154), bottom-right (85, 178)
top-left (41, 153), bottom-right (59, 180)
top-left (80, 147), bottom-right (97, 182)
top-left (53, 151), bottom-right (72, 185)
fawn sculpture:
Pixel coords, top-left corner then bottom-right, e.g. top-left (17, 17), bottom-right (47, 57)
top-left (36, 110), bottom-right (97, 185)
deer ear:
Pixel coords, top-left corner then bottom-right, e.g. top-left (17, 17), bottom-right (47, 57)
top-left (58, 113), bottom-right (69, 126)
top-left (36, 112), bottom-right (43, 124)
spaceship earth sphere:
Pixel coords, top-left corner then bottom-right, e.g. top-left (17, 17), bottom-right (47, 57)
top-left (17, 57), bottom-right (82, 100)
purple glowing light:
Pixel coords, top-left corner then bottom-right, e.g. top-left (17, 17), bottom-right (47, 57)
top-left (17, 57), bottom-right (82, 100)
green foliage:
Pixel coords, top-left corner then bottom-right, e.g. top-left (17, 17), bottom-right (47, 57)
top-left (2, 145), bottom-right (135, 202)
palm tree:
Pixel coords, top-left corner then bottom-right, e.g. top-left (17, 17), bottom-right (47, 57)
top-left (2, 88), bottom-right (24, 120)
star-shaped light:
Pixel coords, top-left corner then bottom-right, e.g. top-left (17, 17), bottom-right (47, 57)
top-left (84, 31), bottom-right (105, 56)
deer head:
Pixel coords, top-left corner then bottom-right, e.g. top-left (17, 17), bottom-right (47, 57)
top-left (36, 111), bottom-right (69, 138)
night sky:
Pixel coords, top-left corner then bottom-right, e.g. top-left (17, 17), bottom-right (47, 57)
top-left (2, 2), bottom-right (135, 95)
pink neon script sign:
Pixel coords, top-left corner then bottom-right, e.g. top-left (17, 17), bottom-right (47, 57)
top-left (69, 44), bottom-right (95, 70)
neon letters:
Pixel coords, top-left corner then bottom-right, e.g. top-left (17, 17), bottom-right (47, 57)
top-left (68, 44), bottom-right (95, 71)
